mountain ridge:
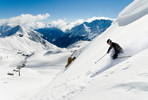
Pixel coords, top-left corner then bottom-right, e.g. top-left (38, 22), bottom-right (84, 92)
top-left (35, 19), bottom-right (113, 48)
top-left (0, 25), bottom-right (58, 51)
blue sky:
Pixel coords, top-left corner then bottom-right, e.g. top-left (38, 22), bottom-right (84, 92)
top-left (0, 0), bottom-right (133, 23)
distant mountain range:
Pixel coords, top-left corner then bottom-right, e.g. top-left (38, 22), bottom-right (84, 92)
top-left (35, 27), bottom-right (65, 43)
top-left (0, 19), bottom-right (113, 49)
top-left (35, 19), bottom-right (113, 48)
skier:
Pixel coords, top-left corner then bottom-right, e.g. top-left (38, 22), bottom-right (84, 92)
top-left (65, 56), bottom-right (76, 68)
top-left (65, 50), bottom-right (77, 68)
top-left (107, 39), bottom-right (123, 60)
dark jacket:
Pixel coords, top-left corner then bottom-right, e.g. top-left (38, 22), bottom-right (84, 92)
top-left (107, 42), bottom-right (123, 53)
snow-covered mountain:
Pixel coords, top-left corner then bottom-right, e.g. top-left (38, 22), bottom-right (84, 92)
top-left (53, 33), bottom-right (90, 48)
top-left (36, 19), bottom-right (113, 48)
top-left (69, 19), bottom-right (113, 39)
top-left (0, 25), bottom-right (58, 51)
top-left (29, 0), bottom-right (148, 100)
top-left (35, 27), bottom-right (65, 43)
top-left (0, 24), bottom-right (62, 100)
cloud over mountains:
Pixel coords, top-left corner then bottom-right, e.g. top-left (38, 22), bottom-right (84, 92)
top-left (0, 13), bottom-right (114, 32)
top-left (0, 13), bottom-right (50, 28)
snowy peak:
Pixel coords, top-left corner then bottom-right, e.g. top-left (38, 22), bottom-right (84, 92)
top-left (70, 23), bottom-right (89, 37)
top-left (0, 25), bottom-right (24, 37)
top-left (0, 25), bottom-right (58, 51)
top-left (69, 19), bottom-right (112, 39)
top-left (0, 25), bottom-right (11, 33)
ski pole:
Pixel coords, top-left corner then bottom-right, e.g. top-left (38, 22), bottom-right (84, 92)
top-left (95, 54), bottom-right (107, 64)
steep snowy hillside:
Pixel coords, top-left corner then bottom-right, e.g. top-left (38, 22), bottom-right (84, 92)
top-left (0, 25), bottom-right (58, 51)
top-left (31, 0), bottom-right (148, 100)
top-left (67, 41), bottom-right (90, 50)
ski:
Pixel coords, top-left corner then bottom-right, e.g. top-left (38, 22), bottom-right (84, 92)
top-left (118, 56), bottom-right (131, 58)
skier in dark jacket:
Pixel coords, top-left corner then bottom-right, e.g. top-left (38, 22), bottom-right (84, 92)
top-left (107, 39), bottom-right (123, 60)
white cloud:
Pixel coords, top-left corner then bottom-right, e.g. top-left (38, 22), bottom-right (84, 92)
top-left (36, 22), bottom-right (46, 28)
top-left (0, 14), bottom-right (114, 32)
top-left (0, 13), bottom-right (50, 28)
top-left (49, 19), bottom-right (84, 32)
top-left (48, 17), bottom-right (114, 32)
top-left (66, 19), bottom-right (84, 30)
top-left (50, 19), bottom-right (67, 29)
top-left (0, 19), bottom-right (7, 26)
top-left (86, 17), bottom-right (115, 23)
top-left (0, 14), bottom-right (84, 31)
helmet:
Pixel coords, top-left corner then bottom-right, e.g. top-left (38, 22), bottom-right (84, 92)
top-left (107, 39), bottom-right (112, 44)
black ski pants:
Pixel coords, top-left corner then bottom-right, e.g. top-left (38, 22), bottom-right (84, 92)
top-left (112, 51), bottom-right (120, 60)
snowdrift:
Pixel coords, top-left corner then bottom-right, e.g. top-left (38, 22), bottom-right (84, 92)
top-left (113, 0), bottom-right (148, 26)
top-left (31, 0), bottom-right (148, 100)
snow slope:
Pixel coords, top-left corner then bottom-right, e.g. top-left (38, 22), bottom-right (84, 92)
top-left (0, 49), bottom-right (72, 100)
top-left (0, 32), bottom-right (89, 100)
top-left (0, 25), bottom-right (62, 100)
top-left (31, 0), bottom-right (148, 100)
top-left (67, 41), bottom-right (90, 50)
